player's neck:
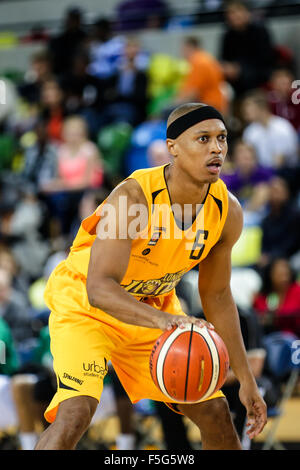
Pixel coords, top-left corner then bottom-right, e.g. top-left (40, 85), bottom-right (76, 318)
top-left (165, 163), bottom-right (209, 209)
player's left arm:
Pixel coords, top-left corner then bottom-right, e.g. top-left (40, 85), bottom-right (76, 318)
top-left (198, 192), bottom-right (267, 439)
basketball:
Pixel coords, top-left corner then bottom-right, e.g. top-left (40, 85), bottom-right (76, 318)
top-left (149, 324), bottom-right (229, 403)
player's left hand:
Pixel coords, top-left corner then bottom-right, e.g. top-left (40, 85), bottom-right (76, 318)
top-left (166, 315), bottom-right (214, 331)
top-left (239, 382), bottom-right (267, 439)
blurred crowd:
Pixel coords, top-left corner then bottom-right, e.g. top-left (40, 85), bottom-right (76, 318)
top-left (0, 0), bottom-right (299, 450)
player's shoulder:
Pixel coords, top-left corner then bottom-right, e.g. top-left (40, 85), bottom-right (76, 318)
top-left (221, 191), bottom-right (243, 245)
top-left (227, 190), bottom-right (242, 216)
top-left (105, 178), bottom-right (148, 210)
top-left (112, 166), bottom-right (166, 205)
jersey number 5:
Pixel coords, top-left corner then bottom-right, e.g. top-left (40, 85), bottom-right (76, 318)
top-left (189, 229), bottom-right (208, 260)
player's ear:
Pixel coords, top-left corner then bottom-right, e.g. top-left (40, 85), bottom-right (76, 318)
top-left (166, 139), bottom-right (178, 158)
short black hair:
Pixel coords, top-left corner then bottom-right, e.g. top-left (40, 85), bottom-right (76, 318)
top-left (167, 103), bottom-right (206, 128)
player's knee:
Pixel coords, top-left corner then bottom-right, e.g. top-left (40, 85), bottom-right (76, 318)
top-left (207, 397), bottom-right (231, 422)
top-left (54, 396), bottom-right (97, 438)
top-left (195, 397), bottom-right (233, 430)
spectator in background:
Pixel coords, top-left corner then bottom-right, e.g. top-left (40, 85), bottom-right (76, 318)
top-left (11, 324), bottom-right (55, 450)
top-left (39, 79), bottom-right (68, 144)
top-left (0, 268), bottom-right (32, 347)
top-left (22, 120), bottom-right (58, 195)
top-left (69, 188), bottom-right (110, 242)
top-left (176, 36), bottom-right (228, 114)
top-left (242, 90), bottom-right (299, 168)
top-left (43, 116), bottom-right (104, 193)
top-left (88, 18), bottom-right (149, 81)
top-left (18, 51), bottom-right (53, 106)
top-left (0, 187), bottom-right (49, 280)
top-left (221, 140), bottom-right (273, 212)
top-left (266, 68), bottom-right (300, 134)
top-left (41, 116), bottom-right (104, 235)
top-left (259, 177), bottom-right (300, 267)
top-left (87, 18), bottom-right (126, 80)
top-left (60, 52), bottom-right (105, 138)
top-left (220, 0), bottom-right (274, 97)
top-left (100, 37), bottom-right (149, 127)
top-left (48, 8), bottom-right (87, 77)
top-left (253, 258), bottom-right (300, 337)
top-left (0, 246), bottom-right (30, 303)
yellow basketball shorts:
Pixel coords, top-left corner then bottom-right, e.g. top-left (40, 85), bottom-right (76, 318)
top-left (44, 260), bottom-right (224, 423)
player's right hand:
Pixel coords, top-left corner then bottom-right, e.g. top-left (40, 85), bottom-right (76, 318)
top-left (157, 313), bottom-right (214, 332)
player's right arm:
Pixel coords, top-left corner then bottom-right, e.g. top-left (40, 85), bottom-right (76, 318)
top-left (86, 179), bottom-right (206, 331)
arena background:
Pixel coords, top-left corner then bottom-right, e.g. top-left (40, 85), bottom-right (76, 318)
top-left (0, 0), bottom-right (299, 451)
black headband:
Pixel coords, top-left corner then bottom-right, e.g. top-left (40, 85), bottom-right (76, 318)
top-left (166, 106), bottom-right (226, 139)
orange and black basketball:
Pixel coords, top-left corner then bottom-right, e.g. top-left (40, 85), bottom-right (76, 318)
top-left (149, 324), bottom-right (229, 403)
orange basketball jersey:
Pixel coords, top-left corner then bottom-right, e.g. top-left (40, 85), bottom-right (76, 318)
top-left (65, 164), bottom-right (229, 300)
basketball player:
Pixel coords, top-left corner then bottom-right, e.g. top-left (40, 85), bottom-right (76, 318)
top-left (35, 103), bottom-right (267, 450)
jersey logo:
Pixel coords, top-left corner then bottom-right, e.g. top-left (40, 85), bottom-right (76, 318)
top-left (121, 269), bottom-right (186, 297)
top-left (148, 226), bottom-right (166, 246)
top-left (141, 226), bottom-right (166, 255)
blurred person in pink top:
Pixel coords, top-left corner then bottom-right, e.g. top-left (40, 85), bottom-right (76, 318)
top-left (43, 115), bottom-right (103, 192)
top-left (41, 116), bottom-right (104, 236)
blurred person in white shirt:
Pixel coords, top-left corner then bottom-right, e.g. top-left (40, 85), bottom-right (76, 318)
top-left (241, 89), bottom-right (299, 168)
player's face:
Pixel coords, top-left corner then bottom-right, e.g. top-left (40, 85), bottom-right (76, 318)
top-left (167, 119), bottom-right (228, 184)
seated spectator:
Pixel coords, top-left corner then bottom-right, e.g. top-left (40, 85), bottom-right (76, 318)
top-left (242, 90), bottom-right (299, 168)
top-left (48, 7), bottom-right (87, 76)
top-left (259, 177), bottom-right (300, 266)
top-left (253, 258), bottom-right (300, 337)
top-left (43, 116), bottom-right (104, 192)
top-left (11, 325), bottom-right (55, 450)
top-left (60, 52), bottom-right (105, 138)
top-left (39, 79), bottom-right (68, 143)
top-left (87, 18), bottom-right (126, 80)
top-left (100, 37), bottom-right (149, 127)
top-left (21, 120), bottom-right (58, 195)
top-left (41, 116), bottom-right (104, 235)
top-left (220, 0), bottom-right (275, 97)
top-left (69, 188), bottom-right (110, 242)
top-left (0, 268), bottom-right (33, 347)
top-left (88, 18), bottom-right (149, 80)
top-left (0, 245), bottom-right (30, 305)
top-left (176, 36), bottom-right (228, 114)
top-left (18, 51), bottom-right (53, 105)
top-left (0, 184), bottom-right (49, 280)
top-left (221, 139), bottom-right (273, 212)
top-left (266, 68), bottom-right (300, 134)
